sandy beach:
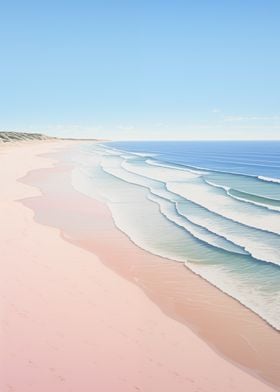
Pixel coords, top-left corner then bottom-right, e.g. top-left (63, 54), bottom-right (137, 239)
top-left (0, 140), bottom-right (279, 392)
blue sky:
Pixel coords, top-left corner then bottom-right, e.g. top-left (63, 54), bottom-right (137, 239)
top-left (0, 1), bottom-right (279, 140)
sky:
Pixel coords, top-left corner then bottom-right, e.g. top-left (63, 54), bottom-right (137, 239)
top-left (0, 1), bottom-right (280, 140)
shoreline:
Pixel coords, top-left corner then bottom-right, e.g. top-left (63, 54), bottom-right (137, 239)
top-left (1, 141), bottom-right (278, 391)
top-left (21, 143), bottom-right (280, 389)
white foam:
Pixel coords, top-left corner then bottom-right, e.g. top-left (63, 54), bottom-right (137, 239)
top-left (176, 202), bottom-right (280, 266)
top-left (146, 158), bottom-right (206, 175)
top-left (100, 154), bottom-right (160, 190)
top-left (204, 179), bottom-right (230, 192)
top-left (258, 175), bottom-right (280, 184)
top-left (184, 262), bottom-right (280, 330)
top-left (148, 193), bottom-right (247, 255)
top-left (167, 180), bottom-right (280, 235)
top-left (205, 179), bottom-right (280, 212)
top-left (228, 192), bottom-right (280, 212)
top-left (122, 159), bottom-right (199, 182)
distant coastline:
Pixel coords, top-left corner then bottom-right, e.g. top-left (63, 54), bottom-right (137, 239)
top-left (0, 131), bottom-right (54, 143)
top-left (0, 131), bottom-right (107, 143)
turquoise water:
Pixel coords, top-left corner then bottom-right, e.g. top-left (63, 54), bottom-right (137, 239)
top-left (71, 141), bottom-right (280, 330)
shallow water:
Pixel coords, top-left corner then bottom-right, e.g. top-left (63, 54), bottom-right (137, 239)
top-left (71, 141), bottom-right (280, 330)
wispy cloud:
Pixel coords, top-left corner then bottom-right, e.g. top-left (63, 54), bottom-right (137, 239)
top-left (117, 124), bottom-right (135, 131)
top-left (209, 108), bottom-right (280, 122)
top-left (224, 115), bottom-right (280, 122)
top-left (154, 122), bottom-right (169, 128)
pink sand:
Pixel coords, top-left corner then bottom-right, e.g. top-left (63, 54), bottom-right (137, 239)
top-left (0, 141), bottom-right (277, 391)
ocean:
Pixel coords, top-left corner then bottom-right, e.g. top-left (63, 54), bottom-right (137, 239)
top-left (71, 140), bottom-right (280, 330)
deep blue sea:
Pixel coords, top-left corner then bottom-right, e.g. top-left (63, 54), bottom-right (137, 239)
top-left (106, 140), bottom-right (280, 180)
top-left (72, 140), bottom-right (280, 329)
